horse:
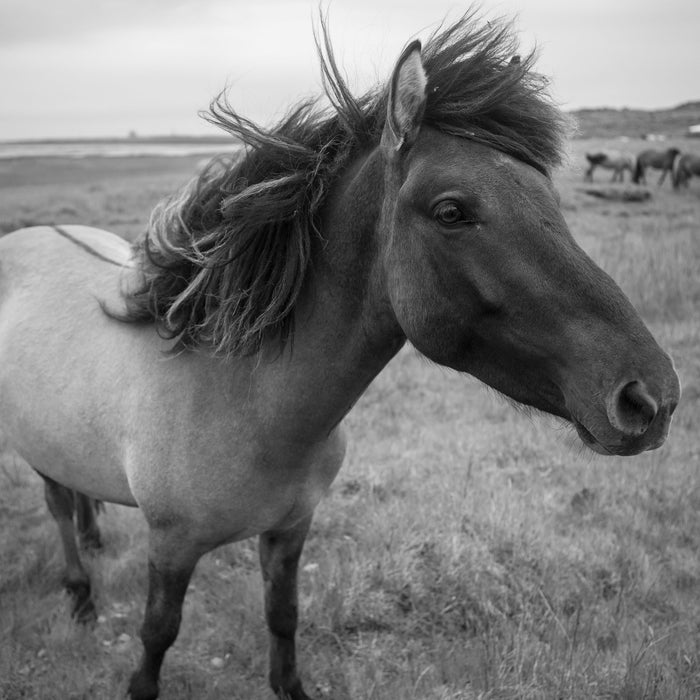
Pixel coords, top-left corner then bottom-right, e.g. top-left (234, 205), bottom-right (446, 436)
top-left (0, 14), bottom-right (680, 700)
top-left (584, 152), bottom-right (634, 182)
top-left (673, 152), bottom-right (700, 188)
top-left (632, 147), bottom-right (681, 186)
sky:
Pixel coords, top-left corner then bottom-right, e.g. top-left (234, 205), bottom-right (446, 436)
top-left (1, 0), bottom-right (698, 141)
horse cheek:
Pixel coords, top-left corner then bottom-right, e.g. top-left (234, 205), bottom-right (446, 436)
top-left (385, 239), bottom-right (475, 365)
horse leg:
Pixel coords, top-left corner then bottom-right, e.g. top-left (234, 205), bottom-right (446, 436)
top-left (127, 531), bottom-right (200, 700)
top-left (658, 169), bottom-right (667, 186)
top-left (42, 476), bottom-right (96, 622)
top-left (259, 516), bottom-right (313, 700)
top-left (75, 492), bottom-right (103, 551)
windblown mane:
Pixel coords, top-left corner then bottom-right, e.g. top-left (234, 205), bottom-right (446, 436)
top-left (123, 11), bottom-right (566, 356)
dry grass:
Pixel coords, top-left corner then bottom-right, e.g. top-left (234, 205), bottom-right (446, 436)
top-left (0, 137), bottom-right (699, 699)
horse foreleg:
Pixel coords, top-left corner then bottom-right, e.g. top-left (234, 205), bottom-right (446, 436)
top-left (259, 516), bottom-right (313, 700)
top-left (658, 169), bottom-right (668, 186)
top-left (42, 476), bottom-right (96, 622)
top-left (128, 532), bottom-right (199, 700)
top-left (75, 493), bottom-right (103, 551)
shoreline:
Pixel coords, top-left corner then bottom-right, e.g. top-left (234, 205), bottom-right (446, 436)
top-left (0, 153), bottom-right (216, 189)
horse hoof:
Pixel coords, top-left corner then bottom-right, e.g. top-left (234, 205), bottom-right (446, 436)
top-left (127, 672), bottom-right (159, 700)
top-left (275, 680), bottom-right (314, 700)
top-left (72, 597), bottom-right (97, 625)
top-left (63, 579), bottom-right (97, 623)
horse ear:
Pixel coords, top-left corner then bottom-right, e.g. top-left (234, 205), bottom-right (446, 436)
top-left (381, 40), bottom-right (427, 153)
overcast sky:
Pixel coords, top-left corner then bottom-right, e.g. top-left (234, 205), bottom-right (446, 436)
top-left (1, 0), bottom-right (697, 140)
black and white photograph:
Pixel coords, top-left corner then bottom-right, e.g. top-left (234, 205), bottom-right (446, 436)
top-left (0, 1), bottom-right (697, 698)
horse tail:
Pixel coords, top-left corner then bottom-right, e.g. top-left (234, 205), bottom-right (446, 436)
top-left (674, 155), bottom-right (689, 188)
top-left (671, 151), bottom-right (683, 188)
top-left (632, 157), bottom-right (643, 184)
top-left (75, 492), bottom-right (104, 550)
top-left (672, 154), bottom-right (682, 188)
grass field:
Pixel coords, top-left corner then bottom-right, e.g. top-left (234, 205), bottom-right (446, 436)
top-left (0, 136), bottom-right (699, 700)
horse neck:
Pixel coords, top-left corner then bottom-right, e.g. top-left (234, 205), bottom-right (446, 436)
top-left (253, 147), bottom-right (406, 441)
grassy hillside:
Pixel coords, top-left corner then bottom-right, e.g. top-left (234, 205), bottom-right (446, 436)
top-left (570, 101), bottom-right (700, 139)
top-left (0, 138), bottom-right (699, 699)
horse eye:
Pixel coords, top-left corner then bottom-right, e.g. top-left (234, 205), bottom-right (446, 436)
top-left (433, 200), bottom-right (468, 227)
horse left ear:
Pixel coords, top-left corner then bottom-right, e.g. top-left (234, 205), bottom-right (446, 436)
top-left (381, 40), bottom-right (427, 153)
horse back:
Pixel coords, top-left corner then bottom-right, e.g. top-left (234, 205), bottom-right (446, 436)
top-left (0, 223), bottom-right (135, 304)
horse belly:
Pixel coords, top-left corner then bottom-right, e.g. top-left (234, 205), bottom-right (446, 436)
top-left (0, 415), bottom-right (136, 506)
top-left (0, 332), bottom-right (137, 506)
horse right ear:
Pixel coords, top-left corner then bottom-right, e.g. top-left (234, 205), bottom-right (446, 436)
top-left (381, 40), bottom-right (427, 154)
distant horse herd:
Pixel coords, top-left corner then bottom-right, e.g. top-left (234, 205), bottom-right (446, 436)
top-left (584, 146), bottom-right (700, 189)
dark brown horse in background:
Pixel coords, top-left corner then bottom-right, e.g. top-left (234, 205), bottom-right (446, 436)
top-left (0, 13), bottom-right (680, 700)
top-left (673, 152), bottom-right (700, 188)
top-left (633, 147), bottom-right (681, 186)
top-left (584, 152), bottom-right (634, 182)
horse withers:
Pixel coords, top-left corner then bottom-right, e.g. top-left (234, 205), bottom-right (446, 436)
top-left (0, 14), bottom-right (680, 700)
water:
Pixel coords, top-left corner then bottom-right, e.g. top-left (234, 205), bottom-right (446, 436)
top-left (0, 139), bottom-right (235, 160)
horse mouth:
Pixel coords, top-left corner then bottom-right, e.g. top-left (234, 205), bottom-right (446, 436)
top-left (571, 417), bottom-right (655, 457)
top-left (572, 419), bottom-right (613, 455)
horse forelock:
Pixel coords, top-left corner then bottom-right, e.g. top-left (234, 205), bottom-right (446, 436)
top-left (124, 11), bottom-right (566, 357)
top-left (420, 14), bottom-right (566, 175)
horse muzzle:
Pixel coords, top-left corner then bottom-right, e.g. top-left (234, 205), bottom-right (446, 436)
top-left (570, 368), bottom-right (681, 456)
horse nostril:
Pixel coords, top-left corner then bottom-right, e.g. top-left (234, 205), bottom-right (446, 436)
top-left (609, 380), bottom-right (659, 437)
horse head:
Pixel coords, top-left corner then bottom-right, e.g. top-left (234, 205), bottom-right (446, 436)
top-left (377, 43), bottom-right (680, 457)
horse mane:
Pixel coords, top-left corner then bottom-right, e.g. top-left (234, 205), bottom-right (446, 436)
top-left (123, 11), bottom-right (566, 357)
